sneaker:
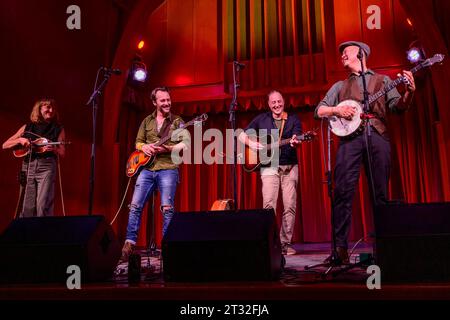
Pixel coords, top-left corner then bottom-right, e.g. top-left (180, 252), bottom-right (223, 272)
top-left (120, 241), bottom-right (135, 262)
top-left (281, 244), bottom-right (297, 255)
top-left (285, 247), bottom-right (297, 255)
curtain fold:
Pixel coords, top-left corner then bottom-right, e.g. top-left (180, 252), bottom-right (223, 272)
top-left (116, 75), bottom-right (448, 248)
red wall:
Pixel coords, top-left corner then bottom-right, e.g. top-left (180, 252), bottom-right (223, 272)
top-left (1, 0), bottom-right (449, 248)
top-left (0, 0), bottom-right (123, 231)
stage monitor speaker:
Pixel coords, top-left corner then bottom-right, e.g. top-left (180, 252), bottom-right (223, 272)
top-left (374, 203), bottom-right (450, 282)
top-left (0, 215), bottom-right (121, 284)
top-left (162, 209), bottom-right (282, 282)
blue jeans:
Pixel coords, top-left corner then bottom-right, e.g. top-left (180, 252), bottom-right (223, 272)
top-left (125, 168), bottom-right (179, 243)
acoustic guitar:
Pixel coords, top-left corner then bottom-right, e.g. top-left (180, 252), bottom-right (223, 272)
top-left (13, 137), bottom-right (71, 157)
top-left (210, 199), bottom-right (234, 211)
top-left (243, 130), bottom-right (316, 172)
top-left (126, 113), bottom-right (208, 177)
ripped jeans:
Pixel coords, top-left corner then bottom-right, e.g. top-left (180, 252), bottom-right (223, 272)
top-left (125, 168), bottom-right (179, 244)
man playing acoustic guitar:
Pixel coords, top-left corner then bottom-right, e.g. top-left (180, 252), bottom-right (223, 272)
top-left (238, 90), bottom-right (302, 255)
top-left (315, 41), bottom-right (415, 263)
top-left (121, 86), bottom-right (190, 262)
top-left (2, 98), bottom-right (66, 217)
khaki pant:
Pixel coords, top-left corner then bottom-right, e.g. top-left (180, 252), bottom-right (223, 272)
top-left (261, 164), bottom-right (298, 246)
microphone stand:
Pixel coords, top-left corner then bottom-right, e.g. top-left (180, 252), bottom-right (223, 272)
top-left (304, 121), bottom-right (342, 276)
top-left (85, 68), bottom-right (114, 215)
top-left (228, 61), bottom-right (242, 210)
top-left (322, 49), bottom-right (377, 276)
top-left (147, 190), bottom-right (159, 257)
top-left (358, 48), bottom-right (377, 207)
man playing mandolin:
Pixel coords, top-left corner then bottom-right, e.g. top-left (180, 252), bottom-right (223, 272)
top-left (121, 86), bottom-right (190, 262)
top-left (2, 98), bottom-right (66, 217)
top-left (239, 90), bottom-right (302, 255)
top-left (315, 41), bottom-right (416, 263)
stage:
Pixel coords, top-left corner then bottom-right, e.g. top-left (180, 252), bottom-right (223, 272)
top-left (1, 242), bottom-right (450, 302)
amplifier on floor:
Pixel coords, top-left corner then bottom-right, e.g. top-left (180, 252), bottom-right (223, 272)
top-left (0, 215), bottom-right (121, 284)
top-left (374, 202), bottom-right (450, 282)
top-left (162, 209), bottom-right (282, 282)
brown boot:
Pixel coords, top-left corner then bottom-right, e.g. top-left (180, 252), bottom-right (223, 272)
top-left (323, 247), bottom-right (349, 264)
top-left (336, 247), bottom-right (349, 264)
top-left (120, 241), bottom-right (135, 262)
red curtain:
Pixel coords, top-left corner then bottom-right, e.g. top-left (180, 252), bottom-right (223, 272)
top-left (105, 0), bottom-right (450, 248)
top-left (113, 70), bottom-right (449, 248)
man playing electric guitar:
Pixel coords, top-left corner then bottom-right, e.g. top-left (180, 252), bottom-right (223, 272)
top-left (239, 90), bottom-right (302, 255)
top-left (121, 86), bottom-right (190, 262)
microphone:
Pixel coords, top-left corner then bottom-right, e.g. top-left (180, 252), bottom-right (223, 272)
top-left (101, 67), bottom-right (122, 75)
top-left (357, 48), bottom-right (364, 60)
top-left (233, 61), bottom-right (246, 70)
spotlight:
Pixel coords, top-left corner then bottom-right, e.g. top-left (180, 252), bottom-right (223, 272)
top-left (128, 54), bottom-right (148, 88)
top-left (406, 18), bottom-right (413, 28)
top-left (407, 40), bottom-right (426, 64)
top-left (407, 47), bottom-right (422, 63)
top-left (132, 65), bottom-right (147, 82)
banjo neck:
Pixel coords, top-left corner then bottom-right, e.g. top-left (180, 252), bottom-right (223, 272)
top-left (368, 54), bottom-right (443, 105)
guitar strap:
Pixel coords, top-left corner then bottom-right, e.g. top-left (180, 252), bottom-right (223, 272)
top-left (279, 112), bottom-right (288, 139)
top-left (158, 115), bottom-right (173, 140)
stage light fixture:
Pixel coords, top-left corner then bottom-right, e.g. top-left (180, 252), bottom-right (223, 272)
top-left (128, 54), bottom-right (148, 88)
top-left (406, 18), bottom-right (413, 28)
top-left (407, 47), bottom-right (422, 63)
top-left (132, 65), bottom-right (147, 82)
top-left (407, 40), bottom-right (426, 64)
top-left (407, 48), bottom-right (421, 63)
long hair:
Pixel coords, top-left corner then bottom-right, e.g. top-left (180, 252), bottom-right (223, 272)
top-left (29, 98), bottom-right (60, 123)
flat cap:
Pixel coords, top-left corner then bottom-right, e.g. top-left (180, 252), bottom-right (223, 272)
top-left (338, 41), bottom-right (371, 58)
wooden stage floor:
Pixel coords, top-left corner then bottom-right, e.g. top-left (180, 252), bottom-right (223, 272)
top-left (1, 242), bottom-right (449, 317)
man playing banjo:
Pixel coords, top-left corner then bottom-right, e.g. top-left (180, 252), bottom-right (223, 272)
top-left (315, 40), bottom-right (416, 263)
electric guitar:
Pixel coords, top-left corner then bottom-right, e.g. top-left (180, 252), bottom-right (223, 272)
top-left (125, 113), bottom-right (208, 177)
top-left (13, 137), bottom-right (71, 157)
top-left (243, 130), bottom-right (316, 172)
top-left (329, 53), bottom-right (445, 138)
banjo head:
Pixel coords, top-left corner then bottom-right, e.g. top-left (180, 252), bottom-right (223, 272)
top-left (329, 100), bottom-right (363, 137)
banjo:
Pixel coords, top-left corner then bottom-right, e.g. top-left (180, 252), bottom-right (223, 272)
top-left (329, 53), bottom-right (445, 137)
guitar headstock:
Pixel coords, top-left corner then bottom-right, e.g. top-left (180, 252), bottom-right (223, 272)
top-left (195, 113), bottom-right (208, 123)
top-left (422, 53), bottom-right (445, 67)
top-left (180, 113), bottom-right (208, 129)
top-left (300, 129), bottom-right (318, 142)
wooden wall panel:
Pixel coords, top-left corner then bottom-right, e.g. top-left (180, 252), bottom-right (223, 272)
top-left (333, 0), bottom-right (363, 49)
top-left (157, 0), bottom-right (220, 87)
top-left (165, 0), bottom-right (195, 86)
top-left (194, 0), bottom-right (221, 84)
top-left (332, 0), bottom-right (413, 73)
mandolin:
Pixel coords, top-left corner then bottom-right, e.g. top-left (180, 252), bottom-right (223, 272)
top-left (13, 137), bottom-right (71, 157)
